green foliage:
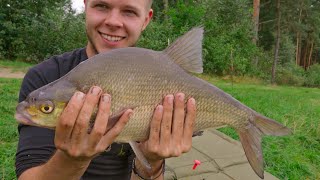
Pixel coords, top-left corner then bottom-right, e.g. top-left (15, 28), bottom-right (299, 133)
top-left (305, 64), bottom-right (320, 87)
top-left (0, 0), bottom-right (86, 63)
top-left (0, 0), bottom-right (319, 84)
top-left (138, 1), bottom-right (205, 51)
top-left (279, 33), bottom-right (296, 65)
top-left (275, 63), bottom-right (306, 86)
top-left (203, 0), bottom-right (258, 75)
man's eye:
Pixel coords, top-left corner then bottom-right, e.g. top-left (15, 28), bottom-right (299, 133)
top-left (124, 10), bottom-right (137, 17)
top-left (95, 4), bottom-right (108, 10)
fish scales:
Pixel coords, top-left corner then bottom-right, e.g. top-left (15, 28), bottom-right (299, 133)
top-left (63, 48), bottom-right (251, 142)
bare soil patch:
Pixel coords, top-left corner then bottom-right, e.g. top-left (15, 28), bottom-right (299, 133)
top-left (0, 68), bottom-right (25, 78)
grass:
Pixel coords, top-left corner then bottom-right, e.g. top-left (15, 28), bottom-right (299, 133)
top-left (0, 75), bottom-right (319, 179)
top-left (0, 60), bottom-right (34, 73)
top-left (0, 78), bottom-right (21, 179)
top-left (199, 74), bottom-right (320, 180)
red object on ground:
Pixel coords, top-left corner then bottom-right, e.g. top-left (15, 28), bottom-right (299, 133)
top-left (192, 160), bottom-right (201, 170)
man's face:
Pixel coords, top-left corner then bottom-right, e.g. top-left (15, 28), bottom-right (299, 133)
top-left (85, 0), bottom-right (153, 57)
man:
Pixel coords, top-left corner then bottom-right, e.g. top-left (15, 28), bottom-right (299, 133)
top-left (15, 0), bottom-right (196, 179)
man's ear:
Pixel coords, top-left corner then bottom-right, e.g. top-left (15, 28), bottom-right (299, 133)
top-left (142, 9), bottom-right (153, 31)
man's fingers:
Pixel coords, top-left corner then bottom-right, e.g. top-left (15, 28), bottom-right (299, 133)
top-left (182, 98), bottom-right (196, 151)
top-left (72, 86), bottom-right (102, 143)
top-left (172, 93), bottom-right (185, 143)
top-left (96, 109), bottom-right (132, 151)
top-left (55, 91), bottom-right (85, 148)
top-left (160, 95), bottom-right (173, 145)
top-left (88, 94), bottom-right (111, 148)
top-left (148, 105), bottom-right (163, 148)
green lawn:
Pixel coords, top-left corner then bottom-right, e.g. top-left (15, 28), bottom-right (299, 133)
top-left (0, 76), bottom-right (319, 179)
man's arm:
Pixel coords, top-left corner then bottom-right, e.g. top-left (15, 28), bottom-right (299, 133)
top-left (19, 86), bottom-right (132, 180)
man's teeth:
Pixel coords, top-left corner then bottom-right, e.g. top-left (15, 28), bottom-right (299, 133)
top-left (102, 34), bottom-right (123, 42)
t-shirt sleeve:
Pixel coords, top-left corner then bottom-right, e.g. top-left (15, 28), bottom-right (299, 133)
top-left (15, 66), bottom-right (57, 178)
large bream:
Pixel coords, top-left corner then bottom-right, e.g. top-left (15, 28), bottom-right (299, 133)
top-left (15, 28), bottom-right (291, 179)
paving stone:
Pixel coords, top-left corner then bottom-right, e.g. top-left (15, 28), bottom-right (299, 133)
top-left (214, 154), bottom-right (248, 169)
top-left (223, 163), bottom-right (277, 180)
top-left (165, 148), bottom-right (211, 169)
top-left (164, 129), bottom-right (279, 180)
top-left (192, 130), bottom-right (244, 159)
top-left (179, 172), bottom-right (231, 180)
top-left (166, 161), bottom-right (220, 179)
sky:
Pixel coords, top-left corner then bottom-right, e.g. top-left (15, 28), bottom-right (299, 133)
top-left (72, 0), bottom-right (85, 13)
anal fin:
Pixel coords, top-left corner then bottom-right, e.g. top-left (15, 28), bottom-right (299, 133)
top-left (129, 141), bottom-right (152, 171)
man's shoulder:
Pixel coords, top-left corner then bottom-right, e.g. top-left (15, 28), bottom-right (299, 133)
top-left (19, 48), bottom-right (87, 102)
top-left (31, 48), bottom-right (87, 74)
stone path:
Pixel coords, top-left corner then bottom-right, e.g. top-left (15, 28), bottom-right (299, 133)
top-left (164, 129), bottom-right (278, 180)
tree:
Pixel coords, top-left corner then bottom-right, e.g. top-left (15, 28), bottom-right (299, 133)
top-left (253, 0), bottom-right (260, 45)
top-left (271, 0), bottom-right (281, 84)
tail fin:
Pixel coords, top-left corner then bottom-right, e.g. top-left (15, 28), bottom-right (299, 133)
top-left (238, 114), bottom-right (291, 179)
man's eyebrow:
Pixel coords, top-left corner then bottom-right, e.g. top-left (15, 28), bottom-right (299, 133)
top-left (91, 0), bottom-right (109, 6)
top-left (123, 5), bottom-right (141, 13)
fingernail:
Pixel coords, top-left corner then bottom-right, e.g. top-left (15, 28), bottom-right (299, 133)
top-left (157, 105), bottom-right (163, 112)
top-left (178, 93), bottom-right (185, 101)
top-left (189, 98), bottom-right (195, 105)
top-left (103, 94), bottom-right (110, 103)
top-left (76, 92), bottom-right (84, 100)
top-left (128, 111), bottom-right (133, 118)
top-left (167, 95), bottom-right (173, 104)
top-left (91, 86), bottom-right (101, 95)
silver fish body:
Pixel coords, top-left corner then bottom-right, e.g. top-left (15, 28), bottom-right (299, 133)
top-left (15, 28), bottom-right (290, 178)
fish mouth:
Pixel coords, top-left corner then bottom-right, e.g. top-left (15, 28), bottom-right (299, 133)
top-left (15, 101), bottom-right (36, 126)
top-left (14, 112), bottom-right (37, 126)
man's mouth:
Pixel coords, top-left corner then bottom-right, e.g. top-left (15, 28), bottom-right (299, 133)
top-left (100, 33), bottom-right (125, 42)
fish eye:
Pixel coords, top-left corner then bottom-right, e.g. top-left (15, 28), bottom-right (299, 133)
top-left (39, 101), bottom-right (54, 114)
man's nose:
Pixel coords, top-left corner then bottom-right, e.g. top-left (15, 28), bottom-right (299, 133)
top-left (104, 10), bottom-right (123, 28)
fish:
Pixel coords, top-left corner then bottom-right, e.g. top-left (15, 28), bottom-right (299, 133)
top-left (15, 27), bottom-right (291, 179)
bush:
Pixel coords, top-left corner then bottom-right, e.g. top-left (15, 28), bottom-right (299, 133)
top-left (15, 10), bottom-right (87, 63)
top-left (276, 63), bottom-right (306, 86)
top-left (305, 64), bottom-right (320, 87)
top-left (203, 0), bottom-right (258, 75)
top-left (138, 2), bottom-right (205, 51)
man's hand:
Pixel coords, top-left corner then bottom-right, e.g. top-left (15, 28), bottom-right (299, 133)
top-left (55, 86), bottom-right (132, 163)
top-left (135, 93), bottom-right (196, 178)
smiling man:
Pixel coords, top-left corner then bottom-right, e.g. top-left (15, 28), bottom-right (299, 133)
top-left (15, 0), bottom-right (196, 180)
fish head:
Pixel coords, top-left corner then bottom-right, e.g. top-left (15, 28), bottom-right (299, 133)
top-left (15, 89), bottom-right (67, 129)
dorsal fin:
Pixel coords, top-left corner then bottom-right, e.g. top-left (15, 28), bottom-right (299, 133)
top-left (164, 27), bottom-right (204, 73)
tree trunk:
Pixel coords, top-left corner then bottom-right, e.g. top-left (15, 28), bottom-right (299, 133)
top-left (253, 0), bottom-right (260, 45)
top-left (296, 32), bottom-right (300, 65)
top-left (272, 0), bottom-right (281, 84)
top-left (295, 7), bottom-right (303, 66)
top-left (163, 0), bottom-right (169, 21)
top-left (302, 40), bottom-right (309, 70)
top-left (252, 0), bottom-right (260, 67)
top-left (307, 40), bottom-right (314, 69)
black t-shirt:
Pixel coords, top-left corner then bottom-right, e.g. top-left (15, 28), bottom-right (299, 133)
top-left (15, 48), bottom-right (134, 179)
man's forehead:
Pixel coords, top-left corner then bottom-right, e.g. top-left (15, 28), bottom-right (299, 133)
top-left (87, 0), bottom-right (151, 7)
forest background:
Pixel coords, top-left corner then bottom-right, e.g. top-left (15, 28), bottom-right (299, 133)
top-left (1, 0), bottom-right (320, 87)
